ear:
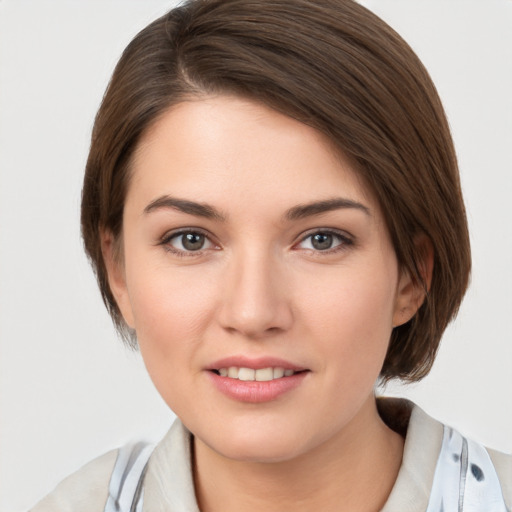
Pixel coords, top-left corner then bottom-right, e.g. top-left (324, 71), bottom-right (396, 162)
top-left (101, 230), bottom-right (135, 329)
top-left (392, 235), bottom-right (434, 328)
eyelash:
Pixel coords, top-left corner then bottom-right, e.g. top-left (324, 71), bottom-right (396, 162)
top-left (295, 229), bottom-right (354, 255)
top-left (159, 228), bottom-right (218, 258)
top-left (158, 228), bottom-right (354, 257)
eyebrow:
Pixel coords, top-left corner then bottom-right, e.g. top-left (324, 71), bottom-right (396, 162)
top-left (285, 198), bottom-right (370, 220)
top-left (143, 195), bottom-right (370, 221)
top-left (143, 196), bottom-right (226, 221)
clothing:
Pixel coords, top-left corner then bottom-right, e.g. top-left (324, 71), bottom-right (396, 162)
top-left (31, 401), bottom-right (511, 512)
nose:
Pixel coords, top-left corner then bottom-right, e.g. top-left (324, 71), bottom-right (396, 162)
top-left (217, 250), bottom-right (293, 339)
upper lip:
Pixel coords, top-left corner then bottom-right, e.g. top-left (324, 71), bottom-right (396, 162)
top-left (207, 356), bottom-right (307, 371)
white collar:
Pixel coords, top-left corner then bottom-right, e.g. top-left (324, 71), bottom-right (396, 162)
top-left (142, 401), bottom-right (444, 512)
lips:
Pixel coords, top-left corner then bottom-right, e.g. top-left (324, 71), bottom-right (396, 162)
top-left (206, 356), bottom-right (309, 402)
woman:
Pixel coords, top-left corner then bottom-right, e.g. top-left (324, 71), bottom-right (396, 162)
top-left (31, 0), bottom-right (510, 510)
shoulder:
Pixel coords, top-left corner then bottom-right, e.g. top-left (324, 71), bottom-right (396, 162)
top-left (30, 449), bottom-right (118, 512)
top-left (380, 399), bottom-right (511, 512)
top-left (28, 420), bottom-right (190, 512)
top-left (430, 424), bottom-right (511, 511)
top-left (488, 447), bottom-right (512, 508)
top-left (409, 403), bottom-right (512, 510)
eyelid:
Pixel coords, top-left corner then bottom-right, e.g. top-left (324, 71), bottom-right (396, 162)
top-left (159, 227), bottom-right (220, 256)
top-left (294, 228), bottom-right (354, 251)
top-left (157, 227), bottom-right (353, 256)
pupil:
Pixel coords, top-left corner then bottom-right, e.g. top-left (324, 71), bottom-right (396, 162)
top-left (312, 233), bottom-right (332, 250)
top-left (183, 233), bottom-right (204, 251)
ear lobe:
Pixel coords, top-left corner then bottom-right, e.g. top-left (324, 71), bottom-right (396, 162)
top-left (392, 235), bottom-right (434, 328)
top-left (101, 230), bottom-right (135, 328)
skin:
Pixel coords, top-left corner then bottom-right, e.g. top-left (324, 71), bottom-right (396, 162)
top-left (103, 95), bottom-right (426, 511)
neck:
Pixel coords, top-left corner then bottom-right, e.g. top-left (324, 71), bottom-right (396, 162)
top-left (193, 396), bottom-right (404, 512)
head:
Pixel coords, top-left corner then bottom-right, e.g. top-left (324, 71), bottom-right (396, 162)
top-left (81, 0), bottom-right (470, 385)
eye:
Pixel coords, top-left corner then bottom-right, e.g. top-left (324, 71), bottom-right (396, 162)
top-left (297, 230), bottom-right (352, 252)
top-left (163, 230), bottom-right (216, 254)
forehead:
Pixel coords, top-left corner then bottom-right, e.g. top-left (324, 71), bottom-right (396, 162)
top-left (128, 95), bottom-right (376, 215)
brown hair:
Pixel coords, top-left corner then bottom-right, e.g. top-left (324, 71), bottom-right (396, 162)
top-left (81, 0), bottom-right (471, 382)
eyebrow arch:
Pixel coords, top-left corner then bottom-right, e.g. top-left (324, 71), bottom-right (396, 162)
top-left (285, 198), bottom-right (370, 220)
top-left (143, 195), bottom-right (226, 221)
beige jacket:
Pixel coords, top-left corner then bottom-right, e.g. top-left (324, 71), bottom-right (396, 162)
top-left (31, 402), bottom-right (511, 511)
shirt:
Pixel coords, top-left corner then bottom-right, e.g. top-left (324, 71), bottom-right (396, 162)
top-left (30, 400), bottom-right (511, 511)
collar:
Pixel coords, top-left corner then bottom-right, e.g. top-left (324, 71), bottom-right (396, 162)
top-left (142, 400), bottom-right (444, 511)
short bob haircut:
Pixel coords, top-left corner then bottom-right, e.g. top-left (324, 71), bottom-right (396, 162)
top-left (81, 0), bottom-right (471, 383)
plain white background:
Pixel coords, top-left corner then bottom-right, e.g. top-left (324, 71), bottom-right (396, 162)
top-left (0, 1), bottom-right (511, 510)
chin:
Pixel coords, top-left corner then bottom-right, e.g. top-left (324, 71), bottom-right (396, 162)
top-left (196, 420), bottom-right (314, 464)
top-left (213, 438), bottom-right (304, 464)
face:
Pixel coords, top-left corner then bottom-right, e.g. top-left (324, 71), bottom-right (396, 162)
top-left (105, 95), bottom-right (418, 463)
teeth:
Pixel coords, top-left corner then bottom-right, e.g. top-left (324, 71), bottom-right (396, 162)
top-left (255, 368), bottom-right (274, 381)
top-left (273, 367), bottom-right (284, 379)
top-left (217, 366), bottom-right (297, 381)
top-left (238, 368), bottom-right (255, 381)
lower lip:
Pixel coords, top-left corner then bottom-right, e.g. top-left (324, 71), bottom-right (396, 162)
top-left (207, 371), bottom-right (308, 403)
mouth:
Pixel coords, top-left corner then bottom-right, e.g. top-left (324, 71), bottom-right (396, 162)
top-left (206, 357), bottom-right (309, 402)
top-left (211, 367), bottom-right (306, 382)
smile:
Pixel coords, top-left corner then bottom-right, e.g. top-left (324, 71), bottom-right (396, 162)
top-left (215, 367), bottom-right (297, 381)
top-left (207, 357), bottom-right (309, 402)
top-left (208, 368), bottom-right (308, 403)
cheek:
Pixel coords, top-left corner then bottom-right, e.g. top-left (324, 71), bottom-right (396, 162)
top-left (125, 264), bottom-right (220, 411)
top-left (124, 258), bottom-right (218, 357)
top-left (303, 265), bottom-right (396, 375)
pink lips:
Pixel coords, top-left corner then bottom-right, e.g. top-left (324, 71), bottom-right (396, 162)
top-left (206, 356), bottom-right (309, 403)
